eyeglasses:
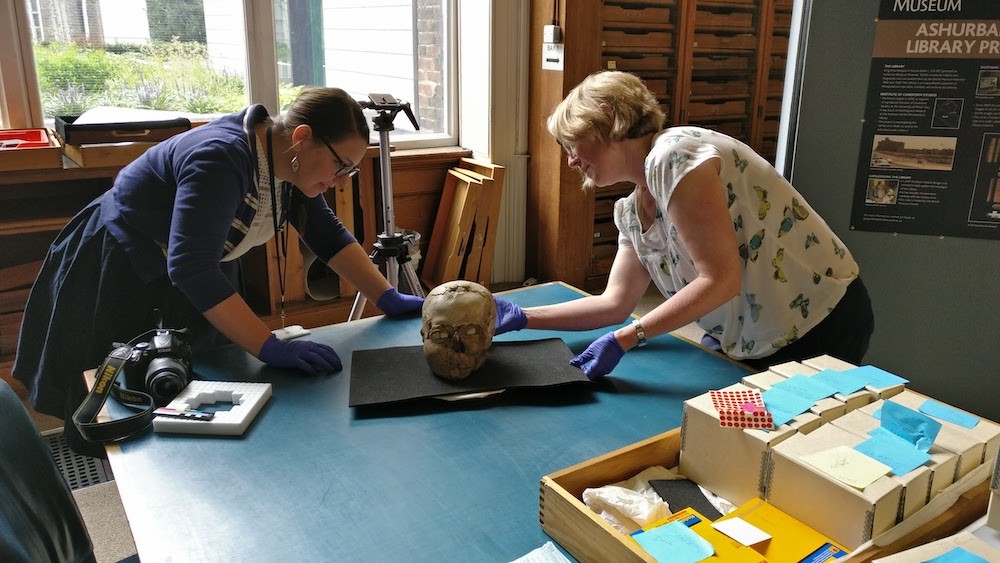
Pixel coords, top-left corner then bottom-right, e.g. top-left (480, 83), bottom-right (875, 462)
top-left (322, 140), bottom-right (361, 178)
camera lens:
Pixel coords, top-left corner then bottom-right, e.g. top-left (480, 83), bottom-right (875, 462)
top-left (145, 357), bottom-right (189, 405)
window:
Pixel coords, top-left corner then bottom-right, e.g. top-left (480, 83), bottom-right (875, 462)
top-left (4, 0), bottom-right (455, 147)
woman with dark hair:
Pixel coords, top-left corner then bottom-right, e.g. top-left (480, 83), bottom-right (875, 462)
top-left (15, 87), bottom-right (422, 456)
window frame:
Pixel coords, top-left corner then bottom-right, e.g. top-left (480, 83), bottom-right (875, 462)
top-left (0, 0), bottom-right (458, 149)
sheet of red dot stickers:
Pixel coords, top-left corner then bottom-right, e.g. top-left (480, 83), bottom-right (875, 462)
top-left (710, 389), bottom-right (774, 429)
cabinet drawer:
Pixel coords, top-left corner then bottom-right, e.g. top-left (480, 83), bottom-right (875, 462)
top-left (594, 197), bottom-right (617, 219)
top-left (644, 78), bottom-right (671, 97)
top-left (761, 139), bottom-right (778, 157)
top-left (692, 54), bottom-right (751, 71)
top-left (1, 310), bottom-right (23, 356)
top-left (690, 78), bottom-right (749, 97)
top-left (602, 30), bottom-right (673, 50)
top-left (603, 3), bottom-right (671, 24)
top-left (762, 119), bottom-right (781, 137)
top-left (0, 288), bottom-right (30, 315)
top-left (589, 243), bottom-right (618, 277)
top-left (771, 35), bottom-right (790, 52)
top-left (768, 78), bottom-right (784, 95)
top-left (595, 181), bottom-right (633, 198)
top-left (774, 12), bottom-right (793, 30)
top-left (593, 221), bottom-right (619, 245)
top-left (693, 32), bottom-right (757, 51)
top-left (603, 53), bottom-right (669, 71)
top-left (770, 55), bottom-right (787, 71)
top-left (687, 100), bottom-right (746, 118)
top-left (695, 9), bottom-right (753, 28)
top-left (765, 97), bottom-right (783, 115)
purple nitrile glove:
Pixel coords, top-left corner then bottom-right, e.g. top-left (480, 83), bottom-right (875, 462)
top-left (376, 287), bottom-right (424, 316)
top-left (258, 334), bottom-right (342, 375)
top-left (570, 331), bottom-right (625, 381)
top-left (494, 297), bottom-right (527, 335)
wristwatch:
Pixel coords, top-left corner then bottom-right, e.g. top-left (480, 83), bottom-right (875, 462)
top-left (632, 319), bottom-right (647, 348)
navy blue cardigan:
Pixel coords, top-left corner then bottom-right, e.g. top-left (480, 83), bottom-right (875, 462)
top-left (102, 106), bottom-right (355, 312)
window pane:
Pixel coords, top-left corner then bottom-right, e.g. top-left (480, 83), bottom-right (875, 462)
top-left (274, 0), bottom-right (451, 140)
top-left (26, 0), bottom-right (249, 120)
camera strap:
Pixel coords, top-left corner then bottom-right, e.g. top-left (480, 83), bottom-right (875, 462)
top-left (72, 346), bottom-right (158, 443)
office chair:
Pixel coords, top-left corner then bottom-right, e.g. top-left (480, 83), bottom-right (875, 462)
top-left (0, 379), bottom-right (95, 563)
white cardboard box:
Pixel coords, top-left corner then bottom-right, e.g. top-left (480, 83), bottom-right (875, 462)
top-left (874, 460), bottom-right (1000, 562)
top-left (989, 451), bottom-right (1000, 530)
top-left (801, 355), bottom-right (904, 401)
top-left (887, 389), bottom-right (1000, 469)
top-left (742, 367), bottom-right (847, 423)
top-left (860, 399), bottom-right (984, 481)
top-left (820, 411), bottom-right (936, 520)
top-left (768, 359), bottom-right (872, 411)
top-left (767, 424), bottom-right (904, 549)
top-left (678, 382), bottom-right (819, 506)
top-left (830, 408), bottom-right (959, 504)
top-left (871, 531), bottom-right (1000, 562)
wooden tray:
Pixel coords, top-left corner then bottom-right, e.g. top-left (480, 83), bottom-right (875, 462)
top-left (540, 428), bottom-right (993, 563)
top-left (0, 129), bottom-right (62, 172)
top-left (62, 142), bottom-right (157, 168)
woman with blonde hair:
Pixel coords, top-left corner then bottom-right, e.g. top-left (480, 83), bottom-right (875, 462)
top-left (495, 71), bottom-right (873, 379)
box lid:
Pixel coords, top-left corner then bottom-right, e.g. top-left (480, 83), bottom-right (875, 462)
top-left (55, 115), bottom-right (191, 145)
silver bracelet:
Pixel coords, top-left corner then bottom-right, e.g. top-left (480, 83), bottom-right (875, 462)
top-left (632, 319), bottom-right (647, 348)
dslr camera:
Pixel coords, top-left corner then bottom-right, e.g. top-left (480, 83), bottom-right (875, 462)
top-left (121, 328), bottom-right (193, 406)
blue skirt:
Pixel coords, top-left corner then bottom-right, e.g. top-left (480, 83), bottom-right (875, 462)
top-left (14, 193), bottom-right (233, 456)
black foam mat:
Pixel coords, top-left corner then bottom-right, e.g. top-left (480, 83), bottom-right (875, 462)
top-left (349, 338), bottom-right (589, 407)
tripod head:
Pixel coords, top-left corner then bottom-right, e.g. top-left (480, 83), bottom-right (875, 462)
top-left (360, 93), bottom-right (420, 133)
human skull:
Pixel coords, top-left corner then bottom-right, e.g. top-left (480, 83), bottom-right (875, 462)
top-left (421, 280), bottom-right (496, 380)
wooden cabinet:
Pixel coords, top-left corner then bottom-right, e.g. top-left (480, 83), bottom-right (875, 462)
top-left (0, 147), bottom-right (469, 393)
top-left (527, 0), bottom-right (793, 291)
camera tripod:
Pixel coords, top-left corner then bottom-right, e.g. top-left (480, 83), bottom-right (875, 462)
top-left (348, 94), bottom-right (424, 321)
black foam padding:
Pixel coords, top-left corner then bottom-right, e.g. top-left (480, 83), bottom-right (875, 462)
top-left (648, 479), bottom-right (723, 520)
top-left (349, 338), bottom-right (589, 406)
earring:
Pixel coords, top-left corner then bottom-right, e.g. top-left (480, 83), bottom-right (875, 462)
top-left (290, 155), bottom-right (300, 173)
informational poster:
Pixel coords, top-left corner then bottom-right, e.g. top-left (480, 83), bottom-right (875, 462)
top-left (851, 2), bottom-right (1000, 239)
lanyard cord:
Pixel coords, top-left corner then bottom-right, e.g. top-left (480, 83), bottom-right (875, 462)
top-left (266, 127), bottom-right (290, 328)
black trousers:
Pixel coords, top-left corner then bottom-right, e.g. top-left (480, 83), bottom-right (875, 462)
top-left (702, 277), bottom-right (875, 372)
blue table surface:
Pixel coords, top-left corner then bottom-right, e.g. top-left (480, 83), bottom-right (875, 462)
top-left (105, 282), bottom-right (749, 562)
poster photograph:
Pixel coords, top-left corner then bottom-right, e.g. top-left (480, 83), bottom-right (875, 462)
top-left (851, 1), bottom-right (1000, 239)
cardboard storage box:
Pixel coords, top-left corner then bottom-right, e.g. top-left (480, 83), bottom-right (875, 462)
top-left (831, 409), bottom-right (959, 504)
top-left (871, 531), bottom-right (1000, 562)
top-left (768, 359), bottom-right (872, 411)
top-left (0, 129), bottom-right (63, 171)
top-left (990, 451), bottom-right (1000, 529)
top-left (887, 390), bottom-right (1000, 468)
top-left (767, 424), bottom-right (904, 549)
top-left (872, 447), bottom-right (1000, 561)
top-left (741, 369), bottom-right (847, 423)
top-left (678, 383), bottom-right (819, 507)
top-left (860, 399), bottom-right (984, 480)
top-left (801, 354), bottom-right (905, 402)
